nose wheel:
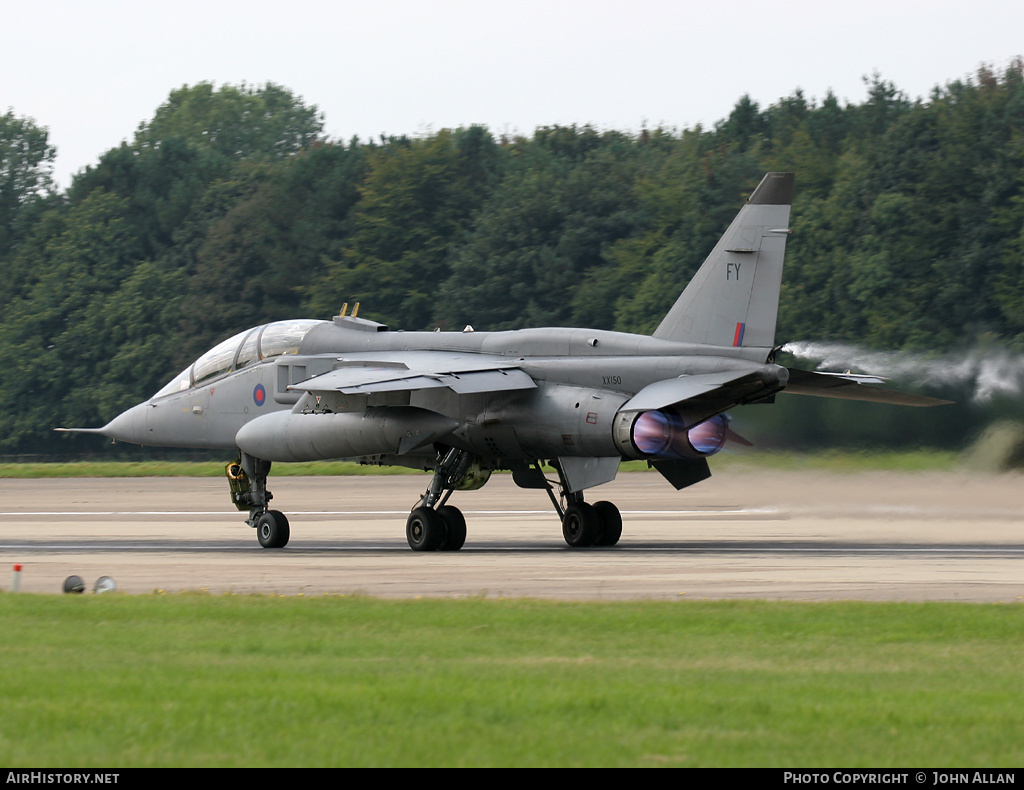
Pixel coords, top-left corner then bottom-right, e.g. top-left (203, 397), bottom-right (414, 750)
top-left (256, 510), bottom-right (290, 548)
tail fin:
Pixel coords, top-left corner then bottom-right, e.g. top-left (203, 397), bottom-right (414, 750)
top-left (652, 172), bottom-right (794, 352)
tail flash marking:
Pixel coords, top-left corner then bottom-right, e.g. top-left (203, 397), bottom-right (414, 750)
top-left (732, 322), bottom-right (746, 347)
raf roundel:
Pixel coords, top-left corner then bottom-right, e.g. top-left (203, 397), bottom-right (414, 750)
top-left (253, 383), bottom-right (267, 407)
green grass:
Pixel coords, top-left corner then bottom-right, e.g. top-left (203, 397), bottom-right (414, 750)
top-left (0, 594), bottom-right (1020, 767)
top-left (709, 448), bottom-right (961, 473)
top-left (0, 450), bottom-right (960, 478)
top-left (0, 459), bottom-right (428, 478)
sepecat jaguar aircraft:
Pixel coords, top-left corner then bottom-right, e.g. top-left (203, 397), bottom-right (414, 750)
top-left (59, 173), bottom-right (948, 551)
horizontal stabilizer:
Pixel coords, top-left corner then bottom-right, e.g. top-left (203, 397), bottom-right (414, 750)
top-left (620, 368), bottom-right (786, 415)
top-left (784, 368), bottom-right (952, 407)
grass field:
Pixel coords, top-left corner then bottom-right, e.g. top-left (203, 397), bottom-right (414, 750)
top-left (0, 450), bottom-right (960, 478)
top-left (0, 594), bottom-right (1020, 767)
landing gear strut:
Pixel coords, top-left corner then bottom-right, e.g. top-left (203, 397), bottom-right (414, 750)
top-left (226, 454), bottom-right (290, 549)
top-left (406, 448), bottom-right (473, 551)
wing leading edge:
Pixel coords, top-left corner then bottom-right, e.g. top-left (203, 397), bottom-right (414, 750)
top-left (289, 351), bottom-right (537, 396)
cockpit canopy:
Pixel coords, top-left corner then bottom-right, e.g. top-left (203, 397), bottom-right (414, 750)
top-left (153, 319), bottom-right (325, 399)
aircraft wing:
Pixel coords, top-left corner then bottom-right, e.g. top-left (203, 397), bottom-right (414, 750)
top-left (783, 368), bottom-right (952, 406)
top-left (289, 351), bottom-right (537, 396)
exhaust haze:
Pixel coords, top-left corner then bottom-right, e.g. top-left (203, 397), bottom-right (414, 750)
top-left (782, 342), bottom-right (1024, 404)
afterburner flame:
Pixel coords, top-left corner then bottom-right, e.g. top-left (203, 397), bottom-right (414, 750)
top-left (632, 411), bottom-right (728, 459)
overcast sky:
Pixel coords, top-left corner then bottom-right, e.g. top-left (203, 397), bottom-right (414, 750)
top-left (4, 0), bottom-right (1023, 188)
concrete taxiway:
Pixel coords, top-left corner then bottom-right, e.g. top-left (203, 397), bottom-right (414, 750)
top-left (0, 470), bottom-right (1021, 601)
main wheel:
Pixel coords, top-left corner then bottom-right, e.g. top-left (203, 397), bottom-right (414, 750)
top-left (257, 510), bottom-right (290, 548)
top-left (562, 502), bottom-right (600, 547)
top-left (592, 501), bottom-right (622, 546)
top-left (407, 507), bottom-right (446, 552)
top-left (436, 505), bottom-right (467, 551)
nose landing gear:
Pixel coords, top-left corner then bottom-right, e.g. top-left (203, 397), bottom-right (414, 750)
top-left (227, 455), bottom-right (290, 549)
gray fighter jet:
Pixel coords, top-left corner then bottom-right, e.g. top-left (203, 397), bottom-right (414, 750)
top-left (60, 172), bottom-right (947, 551)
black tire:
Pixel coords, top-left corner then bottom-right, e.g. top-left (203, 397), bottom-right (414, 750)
top-left (562, 502), bottom-right (600, 547)
top-left (407, 507), bottom-right (445, 552)
top-left (436, 505), bottom-right (467, 551)
top-left (592, 501), bottom-right (622, 546)
top-left (257, 510), bottom-right (290, 548)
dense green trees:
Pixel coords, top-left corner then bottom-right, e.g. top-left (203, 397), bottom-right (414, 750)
top-left (309, 126), bottom-right (502, 329)
top-left (440, 128), bottom-right (650, 330)
top-left (134, 82), bottom-right (324, 162)
top-left (3, 66), bottom-right (1024, 455)
top-left (0, 111), bottom-right (56, 261)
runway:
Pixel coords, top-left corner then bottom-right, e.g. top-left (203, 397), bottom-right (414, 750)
top-left (1, 470), bottom-right (1022, 601)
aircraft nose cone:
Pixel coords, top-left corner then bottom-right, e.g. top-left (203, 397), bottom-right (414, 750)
top-left (99, 402), bottom-right (151, 444)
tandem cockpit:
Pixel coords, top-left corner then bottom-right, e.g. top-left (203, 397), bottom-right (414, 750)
top-left (153, 319), bottom-right (328, 399)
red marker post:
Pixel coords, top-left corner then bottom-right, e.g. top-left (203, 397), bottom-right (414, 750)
top-left (12, 563), bottom-right (22, 592)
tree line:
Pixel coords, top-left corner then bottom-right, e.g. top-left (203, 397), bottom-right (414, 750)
top-left (2, 67), bottom-right (1023, 455)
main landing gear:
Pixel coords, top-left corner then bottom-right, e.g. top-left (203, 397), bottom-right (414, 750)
top-left (559, 500), bottom-right (622, 547)
top-left (405, 452), bottom-right (624, 551)
top-left (406, 448), bottom-right (473, 551)
top-left (540, 462), bottom-right (622, 548)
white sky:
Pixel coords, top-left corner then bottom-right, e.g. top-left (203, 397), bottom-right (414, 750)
top-left (3, 0), bottom-right (1023, 188)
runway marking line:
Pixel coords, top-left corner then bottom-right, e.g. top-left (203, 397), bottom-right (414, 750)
top-left (1, 508), bottom-right (779, 517)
